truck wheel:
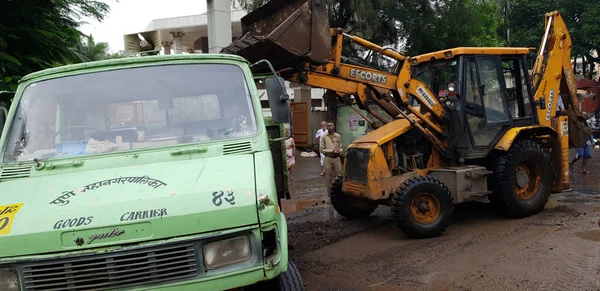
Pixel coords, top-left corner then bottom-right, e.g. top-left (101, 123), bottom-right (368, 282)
top-left (330, 175), bottom-right (378, 219)
top-left (273, 260), bottom-right (304, 291)
top-left (490, 140), bottom-right (552, 218)
top-left (249, 260), bottom-right (304, 291)
top-left (391, 176), bottom-right (454, 239)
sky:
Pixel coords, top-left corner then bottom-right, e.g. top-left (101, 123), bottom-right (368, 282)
top-left (79, 0), bottom-right (208, 53)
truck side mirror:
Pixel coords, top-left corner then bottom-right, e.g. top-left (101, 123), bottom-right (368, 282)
top-left (265, 77), bottom-right (291, 123)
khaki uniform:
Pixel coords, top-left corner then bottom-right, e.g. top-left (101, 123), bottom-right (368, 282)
top-left (320, 132), bottom-right (343, 194)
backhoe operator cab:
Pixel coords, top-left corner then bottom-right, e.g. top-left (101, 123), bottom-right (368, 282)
top-left (0, 54), bottom-right (304, 291)
top-left (411, 50), bottom-right (538, 157)
top-left (222, 0), bottom-right (589, 240)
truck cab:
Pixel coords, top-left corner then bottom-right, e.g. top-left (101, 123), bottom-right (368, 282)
top-left (0, 54), bottom-right (302, 290)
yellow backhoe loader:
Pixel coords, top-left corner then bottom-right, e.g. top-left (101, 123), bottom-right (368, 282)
top-left (222, 0), bottom-right (592, 238)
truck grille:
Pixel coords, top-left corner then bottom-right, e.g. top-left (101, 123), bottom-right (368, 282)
top-left (223, 141), bottom-right (252, 155)
top-left (22, 242), bottom-right (199, 291)
top-left (0, 165), bottom-right (32, 182)
top-left (345, 148), bottom-right (370, 185)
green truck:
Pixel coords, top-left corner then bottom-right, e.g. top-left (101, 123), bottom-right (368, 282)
top-left (0, 54), bottom-right (303, 290)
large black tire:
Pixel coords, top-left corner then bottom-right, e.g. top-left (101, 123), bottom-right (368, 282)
top-left (275, 260), bottom-right (304, 291)
top-left (330, 175), bottom-right (378, 219)
top-left (490, 140), bottom-right (552, 218)
top-left (391, 176), bottom-right (454, 239)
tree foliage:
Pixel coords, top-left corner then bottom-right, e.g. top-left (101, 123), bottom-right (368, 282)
top-left (62, 34), bottom-right (123, 65)
top-left (0, 0), bottom-right (110, 102)
top-left (69, 35), bottom-right (111, 63)
top-left (508, 0), bottom-right (600, 78)
top-left (400, 0), bottom-right (503, 56)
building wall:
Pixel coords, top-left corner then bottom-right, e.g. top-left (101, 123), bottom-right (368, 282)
top-left (576, 78), bottom-right (600, 114)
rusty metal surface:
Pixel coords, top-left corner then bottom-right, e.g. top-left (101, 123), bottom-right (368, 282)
top-left (221, 0), bottom-right (331, 72)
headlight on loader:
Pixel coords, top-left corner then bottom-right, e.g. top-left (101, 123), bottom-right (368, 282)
top-left (0, 268), bottom-right (19, 291)
top-left (203, 236), bottom-right (251, 269)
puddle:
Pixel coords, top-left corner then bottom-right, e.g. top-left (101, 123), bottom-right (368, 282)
top-left (565, 203), bottom-right (600, 214)
top-left (545, 199), bottom-right (561, 209)
top-left (574, 230), bottom-right (600, 242)
top-left (287, 205), bottom-right (347, 223)
top-left (553, 226), bottom-right (570, 232)
top-left (414, 272), bottom-right (443, 284)
top-left (281, 199), bottom-right (328, 215)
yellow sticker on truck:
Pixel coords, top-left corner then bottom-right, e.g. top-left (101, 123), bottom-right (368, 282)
top-left (0, 203), bottom-right (24, 235)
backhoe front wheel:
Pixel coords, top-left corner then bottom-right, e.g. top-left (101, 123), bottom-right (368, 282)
top-left (330, 175), bottom-right (378, 219)
top-left (490, 140), bottom-right (552, 218)
top-left (391, 176), bottom-right (454, 239)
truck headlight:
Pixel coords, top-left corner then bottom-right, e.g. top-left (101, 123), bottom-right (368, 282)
top-left (0, 268), bottom-right (19, 291)
top-left (203, 236), bottom-right (251, 269)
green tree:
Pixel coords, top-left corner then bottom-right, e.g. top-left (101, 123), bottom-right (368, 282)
top-left (508, 0), bottom-right (600, 78)
top-left (0, 0), bottom-right (110, 102)
top-left (400, 0), bottom-right (503, 55)
top-left (69, 35), bottom-right (111, 63)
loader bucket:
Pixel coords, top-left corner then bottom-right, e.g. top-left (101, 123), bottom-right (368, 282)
top-left (221, 0), bottom-right (331, 73)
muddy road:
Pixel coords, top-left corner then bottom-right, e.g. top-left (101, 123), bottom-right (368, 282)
top-left (283, 150), bottom-right (600, 291)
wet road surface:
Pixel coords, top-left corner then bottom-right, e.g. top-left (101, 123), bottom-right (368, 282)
top-left (282, 148), bottom-right (600, 291)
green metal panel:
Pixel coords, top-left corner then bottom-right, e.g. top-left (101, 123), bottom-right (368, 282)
top-left (336, 105), bottom-right (369, 152)
top-left (265, 117), bottom-right (290, 201)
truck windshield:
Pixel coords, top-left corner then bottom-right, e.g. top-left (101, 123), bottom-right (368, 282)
top-left (412, 58), bottom-right (459, 98)
top-left (2, 63), bottom-right (258, 163)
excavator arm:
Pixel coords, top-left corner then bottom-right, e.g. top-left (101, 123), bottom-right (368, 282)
top-left (221, 0), bottom-right (454, 157)
top-left (529, 11), bottom-right (591, 147)
top-left (531, 11), bottom-right (579, 124)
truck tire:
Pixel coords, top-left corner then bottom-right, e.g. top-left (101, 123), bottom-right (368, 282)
top-left (391, 176), bottom-right (454, 239)
top-left (490, 140), bottom-right (552, 218)
top-left (248, 260), bottom-right (304, 291)
top-left (330, 175), bottom-right (378, 219)
top-left (275, 260), bottom-right (304, 291)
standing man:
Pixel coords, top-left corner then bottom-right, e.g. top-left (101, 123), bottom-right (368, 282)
top-left (320, 121), bottom-right (343, 194)
top-left (315, 121), bottom-right (328, 176)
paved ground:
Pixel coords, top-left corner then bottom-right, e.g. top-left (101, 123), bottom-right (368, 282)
top-left (281, 148), bottom-right (600, 291)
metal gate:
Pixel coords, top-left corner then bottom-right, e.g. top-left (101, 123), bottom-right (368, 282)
top-left (291, 102), bottom-right (309, 147)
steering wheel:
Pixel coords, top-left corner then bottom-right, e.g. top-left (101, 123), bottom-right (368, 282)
top-left (54, 126), bottom-right (102, 140)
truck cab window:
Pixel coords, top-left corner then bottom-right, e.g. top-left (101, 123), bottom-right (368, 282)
top-left (3, 64), bottom-right (258, 163)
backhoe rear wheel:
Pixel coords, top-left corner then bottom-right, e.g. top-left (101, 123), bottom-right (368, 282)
top-left (490, 140), bottom-right (552, 218)
top-left (391, 176), bottom-right (454, 239)
top-left (330, 175), bottom-right (378, 219)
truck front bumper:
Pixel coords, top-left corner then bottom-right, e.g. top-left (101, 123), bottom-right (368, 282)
top-left (3, 213), bottom-right (288, 291)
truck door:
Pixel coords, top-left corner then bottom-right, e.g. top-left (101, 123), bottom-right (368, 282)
top-left (463, 56), bottom-right (512, 151)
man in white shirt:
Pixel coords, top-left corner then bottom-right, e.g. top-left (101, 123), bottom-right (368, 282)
top-left (315, 121), bottom-right (328, 176)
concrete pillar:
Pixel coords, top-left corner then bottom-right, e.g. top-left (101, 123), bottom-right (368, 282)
top-left (207, 0), bottom-right (232, 53)
top-left (297, 84), bottom-right (313, 103)
top-left (162, 41), bottom-right (172, 55)
top-left (170, 32), bottom-right (185, 54)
